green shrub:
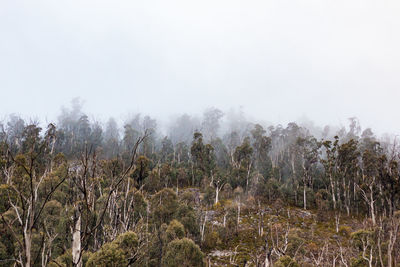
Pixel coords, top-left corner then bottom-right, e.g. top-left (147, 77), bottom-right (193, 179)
top-left (162, 238), bottom-right (204, 267)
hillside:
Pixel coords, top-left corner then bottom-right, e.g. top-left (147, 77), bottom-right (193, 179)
top-left (0, 112), bottom-right (399, 267)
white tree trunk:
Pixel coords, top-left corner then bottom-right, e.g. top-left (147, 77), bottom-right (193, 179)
top-left (335, 213), bottom-right (340, 233)
top-left (369, 189), bottom-right (376, 226)
top-left (215, 187), bottom-right (220, 205)
top-left (329, 174), bottom-right (337, 210)
top-left (201, 211), bottom-right (207, 242)
top-left (24, 230), bottom-right (32, 267)
top-left (223, 214), bottom-right (226, 227)
top-left (72, 215), bottom-right (82, 267)
top-left (303, 178), bottom-right (307, 210)
top-left (265, 255), bottom-right (271, 267)
top-left (237, 202), bottom-right (241, 226)
top-left (264, 239), bottom-right (272, 267)
top-left (24, 202), bottom-right (34, 267)
top-left (387, 216), bottom-right (399, 267)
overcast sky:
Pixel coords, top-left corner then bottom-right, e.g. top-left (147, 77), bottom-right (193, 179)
top-left (1, 0), bottom-right (400, 135)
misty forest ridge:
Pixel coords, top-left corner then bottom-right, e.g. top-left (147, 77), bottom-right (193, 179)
top-left (0, 102), bottom-right (400, 266)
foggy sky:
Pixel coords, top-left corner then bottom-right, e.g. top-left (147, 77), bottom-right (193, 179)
top-left (1, 0), bottom-right (400, 135)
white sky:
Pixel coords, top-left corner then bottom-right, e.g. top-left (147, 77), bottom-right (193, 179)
top-left (1, 0), bottom-right (400, 135)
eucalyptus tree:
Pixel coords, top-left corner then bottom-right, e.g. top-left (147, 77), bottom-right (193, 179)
top-left (210, 138), bottom-right (230, 170)
top-left (296, 136), bottom-right (320, 210)
top-left (345, 117), bottom-right (361, 142)
top-left (175, 142), bottom-right (190, 165)
top-left (251, 124), bottom-right (272, 179)
top-left (359, 144), bottom-right (382, 225)
top-left (201, 108), bottom-right (223, 142)
top-left (379, 156), bottom-right (400, 217)
top-left (377, 154), bottom-right (400, 266)
top-left (224, 131), bottom-right (241, 168)
top-left (123, 124), bottom-right (140, 153)
top-left (168, 114), bottom-right (199, 145)
top-left (141, 115), bottom-right (158, 159)
top-left (103, 117), bottom-right (120, 159)
top-left (160, 137), bottom-right (174, 163)
top-left (161, 238), bottom-right (204, 267)
top-left (68, 131), bottom-right (148, 267)
top-left (86, 231), bottom-right (139, 267)
top-left (0, 123), bottom-right (65, 267)
top-left (190, 132), bottom-right (216, 186)
top-left (233, 137), bottom-right (253, 191)
top-left (5, 114), bottom-right (25, 154)
top-left (321, 137), bottom-right (340, 210)
top-left (212, 171), bottom-right (227, 205)
top-left (337, 138), bottom-right (360, 215)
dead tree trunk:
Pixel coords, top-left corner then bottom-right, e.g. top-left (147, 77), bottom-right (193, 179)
top-left (72, 214), bottom-right (82, 267)
top-left (264, 238), bottom-right (273, 267)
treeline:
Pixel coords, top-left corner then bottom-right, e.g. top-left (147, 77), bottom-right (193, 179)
top-left (0, 105), bottom-right (400, 266)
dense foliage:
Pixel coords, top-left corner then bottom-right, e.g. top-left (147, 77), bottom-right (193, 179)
top-left (1, 107), bottom-right (400, 266)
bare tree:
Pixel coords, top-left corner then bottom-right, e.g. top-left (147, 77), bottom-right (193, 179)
top-left (70, 132), bottom-right (148, 267)
top-left (1, 124), bottom-right (65, 267)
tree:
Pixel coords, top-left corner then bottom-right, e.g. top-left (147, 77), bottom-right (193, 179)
top-left (161, 238), bottom-right (204, 267)
top-left (150, 188), bottom-right (179, 226)
top-left (201, 108), bottom-right (223, 142)
top-left (164, 219), bottom-right (185, 242)
top-left (132, 155), bottom-right (151, 188)
top-left (86, 231), bottom-right (139, 267)
top-left (296, 136), bottom-right (320, 210)
top-left (337, 139), bottom-right (360, 215)
top-left (103, 118), bottom-right (120, 158)
top-left (123, 124), bottom-right (140, 153)
top-left (1, 123), bottom-right (65, 267)
top-left (251, 124), bottom-right (272, 178)
top-left (69, 132), bottom-right (148, 267)
top-left (160, 137), bottom-right (174, 163)
top-left (5, 114), bottom-right (25, 153)
top-left (190, 132), bottom-right (216, 185)
top-left (212, 171), bottom-right (227, 205)
top-left (351, 229), bottom-right (374, 267)
top-left (321, 137), bottom-right (339, 211)
top-left (210, 138), bottom-right (230, 170)
top-left (378, 156), bottom-right (400, 266)
top-left (233, 137), bottom-right (253, 191)
top-left (379, 156), bottom-right (400, 217)
top-left (168, 114), bottom-right (199, 145)
top-left (359, 147), bottom-right (381, 226)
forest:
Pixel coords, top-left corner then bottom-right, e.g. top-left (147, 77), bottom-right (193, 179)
top-left (0, 104), bottom-right (399, 267)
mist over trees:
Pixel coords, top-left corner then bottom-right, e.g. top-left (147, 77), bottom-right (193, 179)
top-left (1, 101), bottom-right (400, 266)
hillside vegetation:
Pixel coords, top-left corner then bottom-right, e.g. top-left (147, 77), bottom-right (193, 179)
top-left (0, 108), bottom-right (399, 266)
